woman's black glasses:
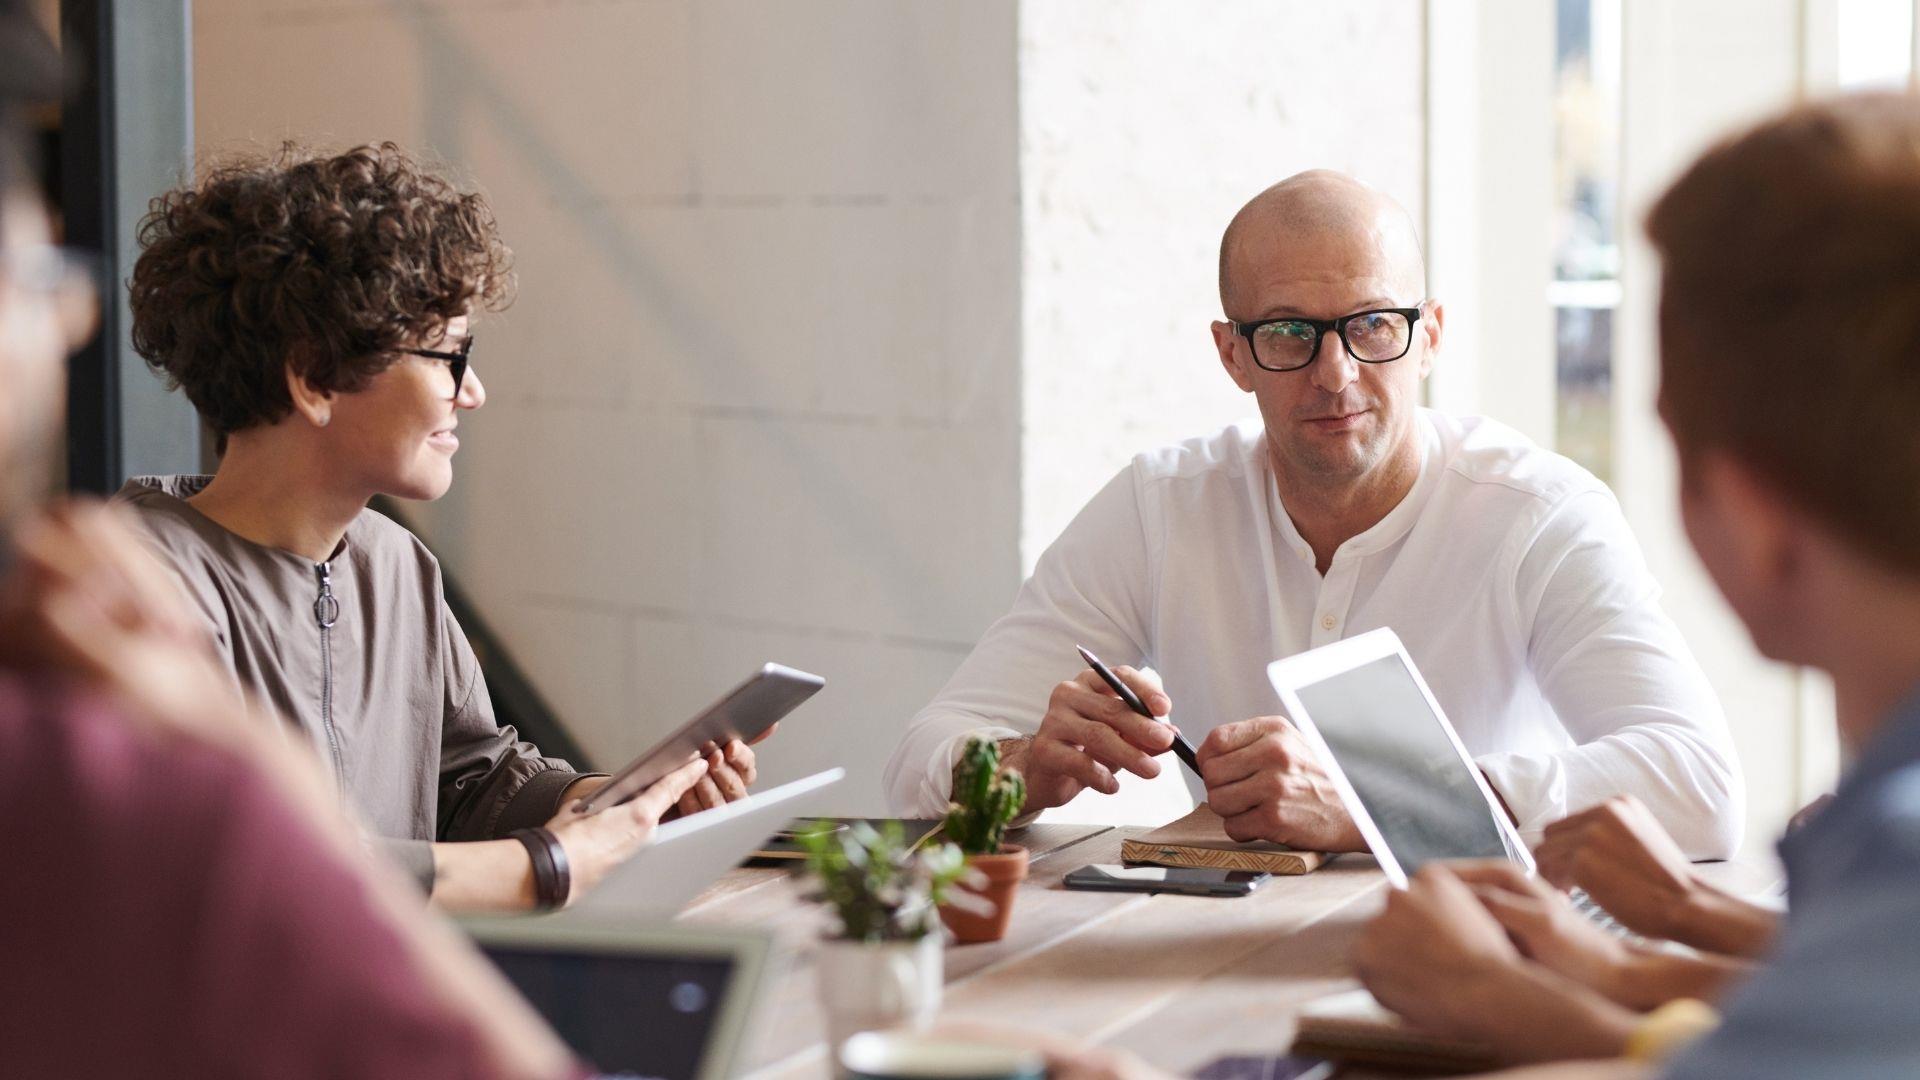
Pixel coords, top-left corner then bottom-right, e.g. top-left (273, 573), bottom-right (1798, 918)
top-left (399, 336), bottom-right (473, 396)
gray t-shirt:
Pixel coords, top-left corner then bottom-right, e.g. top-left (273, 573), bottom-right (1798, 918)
top-left (118, 474), bottom-right (594, 889)
top-left (1664, 686), bottom-right (1920, 1078)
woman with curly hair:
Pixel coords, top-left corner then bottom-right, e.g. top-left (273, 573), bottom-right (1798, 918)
top-left (116, 142), bottom-right (758, 913)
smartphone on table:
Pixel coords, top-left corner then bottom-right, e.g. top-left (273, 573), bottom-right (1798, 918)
top-left (1063, 863), bottom-right (1270, 897)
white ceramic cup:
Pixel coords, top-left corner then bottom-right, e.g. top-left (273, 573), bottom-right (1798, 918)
top-left (839, 1031), bottom-right (1047, 1080)
top-left (815, 936), bottom-right (944, 1049)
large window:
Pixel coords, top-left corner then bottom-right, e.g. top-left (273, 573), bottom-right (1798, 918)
top-left (1550, 0), bottom-right (1622, 487)
top-left (1837, 0), bottom-right (1916, 87)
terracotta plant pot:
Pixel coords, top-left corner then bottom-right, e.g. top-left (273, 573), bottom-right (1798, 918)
top-left (939, 845), bottom-right (1029, 944)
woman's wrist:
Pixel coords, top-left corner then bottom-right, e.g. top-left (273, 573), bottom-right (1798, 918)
top-left (428, 838), bottom-right (540, 913)
top-left (1670, 882), bottom-right (1777, 957)
top-left (1577, 938), bottom-right (1641, 1009)
top-left (1609, 944), bottom-right (1755, 1011)
top-left (1607, 947), bottom-right (1681, 1011)
top-left (1466, 961), bottom-right (1640, 1063)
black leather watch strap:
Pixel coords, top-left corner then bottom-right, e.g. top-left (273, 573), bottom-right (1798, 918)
top-left (510, 827), bottom-right (571, 910)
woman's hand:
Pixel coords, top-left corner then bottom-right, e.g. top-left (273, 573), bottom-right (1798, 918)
top-left (671, 737), bottom-right (760, 819)
top-left (546, 756), bottom-right (711, 901)
top-left (1535, 796), bottom-right (1701, 940)
top-left (1448, 861), bottom-right (1634, 1004)
top-left (1535, 797), bottom-right (1778, 958)
top-left (1352, 864), bottom-right (1639, 1063)
top-left (1353, 864), bottom-right (1526, 1040)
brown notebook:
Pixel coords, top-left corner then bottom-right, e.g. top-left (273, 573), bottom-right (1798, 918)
top-left (1289, 988), bottom-right (1497, 1073)
top-left (1119, 804), bottom-right (1332, 875)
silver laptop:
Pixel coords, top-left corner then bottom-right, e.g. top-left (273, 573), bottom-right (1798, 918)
top-left (563, 767), bottom-right (844, 921)
top-left (467, 919), bottom-right (775, 1080)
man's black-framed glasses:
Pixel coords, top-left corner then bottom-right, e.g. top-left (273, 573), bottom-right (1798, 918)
top-left (1232, 306), bottom-right (1424, 372)
top-left (399, 335), bottom-right (473, 396)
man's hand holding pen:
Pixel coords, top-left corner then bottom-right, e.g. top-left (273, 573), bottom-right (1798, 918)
top-left (1002, 661), bottom-right (1181, 815)
top-left (998, 647), bottom-right (1365, 854)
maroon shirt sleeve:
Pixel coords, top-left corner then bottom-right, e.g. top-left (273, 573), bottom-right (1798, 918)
top-left (0, 675), bottom-right (526, 1080)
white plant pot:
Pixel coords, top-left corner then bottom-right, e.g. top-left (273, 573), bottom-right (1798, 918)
top-left (815, 936), bottom-right (944, 1050)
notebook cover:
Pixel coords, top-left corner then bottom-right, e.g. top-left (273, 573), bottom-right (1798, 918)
top-left (1120, 804), bottom-right (1331, 875)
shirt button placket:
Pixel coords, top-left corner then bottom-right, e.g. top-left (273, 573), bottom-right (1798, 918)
top-left (1315, 554), bottom-right (1358, 645)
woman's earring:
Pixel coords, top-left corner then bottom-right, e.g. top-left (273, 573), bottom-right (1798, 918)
top-left (317, 413), bottom-right (330, 427)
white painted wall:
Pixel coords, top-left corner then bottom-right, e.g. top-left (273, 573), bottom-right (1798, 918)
top-left (1422, 0), bottom-right (1556, 446)
top-left (1018, 1), bottom-right (1428, 571)
top-left (193, 0), bottom-right (1022, 814)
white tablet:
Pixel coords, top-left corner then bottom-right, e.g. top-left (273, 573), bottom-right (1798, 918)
top-left (580, 663), bottom-right (825, 814)
top-left (1266, 627), bottom-right (1532, 888)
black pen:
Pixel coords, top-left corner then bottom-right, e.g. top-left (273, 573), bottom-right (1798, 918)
top-left (1075, 645), bottom-right (1202, 778)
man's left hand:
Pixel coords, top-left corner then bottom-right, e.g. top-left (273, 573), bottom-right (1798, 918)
top-left (1196, 716), bottom-right (1366, 850)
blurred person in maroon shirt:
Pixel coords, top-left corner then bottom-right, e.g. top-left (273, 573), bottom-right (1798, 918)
top-left (0, 6), bottom-right (650, 1076)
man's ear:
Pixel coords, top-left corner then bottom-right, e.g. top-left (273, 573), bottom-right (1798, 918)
top-left (1212, 321), bottom-right (1256, 393)
top-left (284, 361), bottom-right (335, 429)
top-left (1417, 300), bottom-right (1443, 379)
top-left (1695, 451), bottom-right (1803, 593)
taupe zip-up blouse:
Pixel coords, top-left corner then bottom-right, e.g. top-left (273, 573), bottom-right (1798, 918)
top-left (117, 475), bottom-right (597, 890)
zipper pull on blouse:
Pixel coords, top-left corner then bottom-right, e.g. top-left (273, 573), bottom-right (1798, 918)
top-left (313, 562), bottom-right (340, 629)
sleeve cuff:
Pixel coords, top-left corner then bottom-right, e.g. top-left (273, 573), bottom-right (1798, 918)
top-left (928, 727), bottom-right (1027, 816)
top-left (491, 769), bottom-right (608, 837)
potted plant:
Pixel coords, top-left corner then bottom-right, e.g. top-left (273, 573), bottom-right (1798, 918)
top-left (936, 736), bottom-right (1030, 944)
top-left (796, 820), bottom-right (970, 1047)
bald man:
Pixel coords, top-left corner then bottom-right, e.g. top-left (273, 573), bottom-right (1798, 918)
top-left (885, 172), bottom-right (1743, 858)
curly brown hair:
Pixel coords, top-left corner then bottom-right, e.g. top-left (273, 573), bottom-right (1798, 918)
top-left (129, 142), bottom-right (514, 437)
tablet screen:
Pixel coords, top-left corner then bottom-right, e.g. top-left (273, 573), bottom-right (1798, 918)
top-left (1294, 653), bottom-right (1509, 873)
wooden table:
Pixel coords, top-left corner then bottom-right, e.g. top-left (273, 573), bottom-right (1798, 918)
top-left (679, 824), bottom-right (1783, 1079)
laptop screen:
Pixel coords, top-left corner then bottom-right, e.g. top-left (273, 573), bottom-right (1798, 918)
top-left (1293, 653), bottom-right (1510, 873)
top-left (484, 946), bottom-right (737, 1080)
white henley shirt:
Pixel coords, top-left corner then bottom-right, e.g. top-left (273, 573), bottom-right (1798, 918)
top-left (884, 410), bottom-right (1744, 858)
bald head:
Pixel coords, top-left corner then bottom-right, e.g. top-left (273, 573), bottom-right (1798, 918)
top-left (1218, 171), bottom-right (1426, 316)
